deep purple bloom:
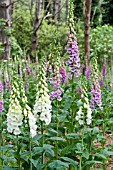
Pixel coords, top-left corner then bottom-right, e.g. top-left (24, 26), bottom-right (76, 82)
top-left (60, 67), bottom-right (66, 84)
top-left (90, 81), bottom-right (103, 111)
top-left (102, 64), bottom-right (106, 77)
top-left (26, 65), bottom-right (31, 74)
top-left (0, 100), bottom-right (4, 112)
top-left (81, 65), bottom-right (86, 74)
top-left (66, 32), bottom-right (80, 77)
top-left (50, 88), bottom-right (64, 101)
top-left (68, 73), bottom-right (72, 80)
top-left (0, 81), bottom-right (4, 112)
top-left (86, 67), bottom-right (91, 80)
top-left (99, 80), bottom-right (104, 86)
top-left (0, 82), bottom-right (3, 92)
top-left (77, 86), bottom-right (82, 94)
top-left (5, 76), bottom-right (11, 90)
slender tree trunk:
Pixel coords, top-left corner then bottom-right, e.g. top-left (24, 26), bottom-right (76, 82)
top-left (58, 0), bottom-right (61, 21)
top-left (54, 0), bottom-right (60, 21)
top-left (84, 0), bottom-right (92, 66)
top-left (29, 0), bottom-right (34, 11)
top-left (66, 0), bottom-right (69, 22)
top-left (31, 0), bottom-right (43, 56)
top-left (0, 0), bottom-right (12, 59)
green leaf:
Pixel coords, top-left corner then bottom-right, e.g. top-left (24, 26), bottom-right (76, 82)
top-left (0, 145), bottom-right (13, 151)
top-left (32, 147), bottom-right (43, 155)
top-left (95, 153), bottom-right (107, 160)
top-left (2, 166), bottom-right (18, 170)
top-left (43, 144), bottom-right (54, 157)
top-left (49, 137), bottom-right (66, 141)
top-left (93, 127), bottom-right (99, 134)
top-left (83, 151), bottom-right (89, 159)
top-left (48, 160), bottom-right (69, 169)
top-left (84, 160), bottom-right (103, 166)
top-left (61, 144), bottom-right (77, 155)
top-left (60, 157), bottom-right (76, 168)
top-left (48, 128), bottom-right (58, 135)
top-left (65, 133), bottom-right (80, 139)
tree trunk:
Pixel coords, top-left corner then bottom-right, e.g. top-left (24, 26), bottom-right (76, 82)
top-left (0, 0), bottom-right (12, 59)
top-left (54, 0), bottom-right (60, 21)
top-left (84, 0), bottom-right (92, 66)
top-left (58, 0), bottom-right (61, 21)
top-left (31, 0), bottom-right (43, 56)
top-left (66, 0), bottom-right (69, 22)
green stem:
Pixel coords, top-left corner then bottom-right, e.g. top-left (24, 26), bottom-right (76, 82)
top-left (29, 137), bottom-right (32, 170)
top-left (41, 121), bottom-right (44, 164)
top-left (17, 137), bottom-right (21, 170)
top-left (71, 73), bottom-right (74, 132)
top-left (79, 130), bottom-right (84, 170)
top-left (56, 101), bottom-right (59, 159)
top-left (0, 112), bottom-right (4, 167)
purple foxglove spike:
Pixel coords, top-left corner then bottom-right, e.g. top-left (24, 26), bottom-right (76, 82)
top-left (86, 67), bottom-right (91, 80)
top-left (0, 100), bottom-right (4, 112)
top-left (77, 87), bottom-right (82, 94)
top-left (90, 82), bottom-right (103, 111)
top-left (102, 64), bottom-right (106, 77)
top-left (0, 82), bottom-right (3, 93)
top-left (60, 67), bottom-right (66, 84)
top-left (26, 65), bottom-right (31, 74)
top-left (66, 31), bottom-right (80, 77)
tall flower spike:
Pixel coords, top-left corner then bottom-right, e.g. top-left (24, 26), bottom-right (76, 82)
top-left (90, 58), bottom-right (103, 110)
top-left (5, 70), bottom-right (11, 90)
top-left (7, 78), bottom-right (23, 135)
top-left (102, 63), bottom-right (106, 77)
top-left (20, 78), bottom-right (37, 138)
top-left (33, 61), bottom-right (52, 125)
top-left (76, 87), bottom-right (92, 125)
top-left (48, 44), bottom-right (64, 101)
top-left (66, 0), bottom-right (80, 77)
top-left (0, 81), bottom-right (4, 113)
top-left (60, 66), bottom-right (67, 84)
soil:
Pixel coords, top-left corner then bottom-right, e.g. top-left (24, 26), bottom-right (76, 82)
top-left (94, 133), bottom-right (113, 170)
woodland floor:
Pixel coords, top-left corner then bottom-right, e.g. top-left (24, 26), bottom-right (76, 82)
top-left (94, 132), bottom-right (113, 170)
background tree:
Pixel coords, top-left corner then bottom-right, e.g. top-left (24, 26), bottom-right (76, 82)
top-left (83, 0), bottom-right (92, 66)
top-left (0, 0), bottom-right (12, 59)
top-left (31, 0), bottom-right (43, 56)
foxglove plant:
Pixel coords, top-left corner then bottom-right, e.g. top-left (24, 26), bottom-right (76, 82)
top-left (76, 91), bottom-right (92, 125)
top-left (33, 62), bottom-right (52, 125)
top-left (5, 71), bottom-right (11, 90)
top-left (60, 66), bottom-right (67, 84)
top-left (86, 67), bottom-right (91, 80)
top-left (20, 79), bottom-right (37, 138)
top-left (66, 0), bottom-right (80, 78)
top-left (50, 64), bottom-right (64, 101)
top-left (0, 81), bottom-right (4, 112)
top-left (7, 81), bottom-right (23, 135)
top-left (90, 81), bottom-right (103, 110)
top-left (26, 65), bottom-right (31, 74)
top-left (102, 63), bottom-right (106, 77)
top-left (90, 58), bottom-right (103, 110)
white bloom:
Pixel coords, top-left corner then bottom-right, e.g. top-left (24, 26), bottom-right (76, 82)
top-left (28, 112), bottom-right (37, 138)
top-left (33, 66), bottom-right (52, 125)
top-left (86, 108), bottom-right (92, 125)
top-left (76, 107), bottom-right (84, 125)
top-left (7, 98), bottom-right (23, 135)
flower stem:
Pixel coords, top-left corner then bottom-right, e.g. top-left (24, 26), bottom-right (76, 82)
top-left (71, 73), bottom-right (74, 131)
top-left (17, 137), bottom-right (21, 170)
top-left (0, 112), bottom-right (4, 167)
top-left (29, 137), bottom-right (32, 170)
top-left (41, 121), bottom-right (44, 164)
top-left (79, 130), bottom-right (84, 170)
top-left (56, 101), bottom-right (59, 159)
